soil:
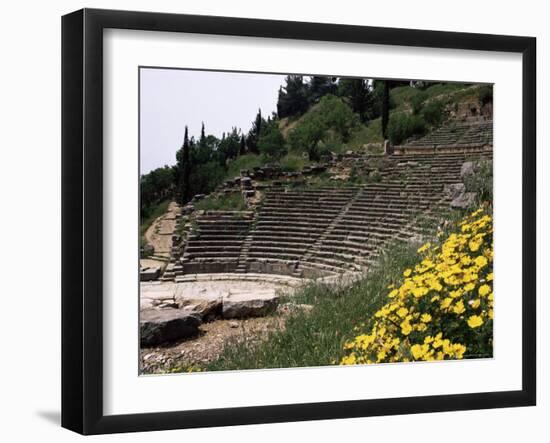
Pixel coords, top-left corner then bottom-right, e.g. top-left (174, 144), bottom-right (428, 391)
top-left (139, 315), bottom-right (285, 374)
top-left (141, 201), bottom-right (180, 269)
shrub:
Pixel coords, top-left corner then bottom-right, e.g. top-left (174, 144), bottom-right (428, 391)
top-left (478, 85), bottom-right (493, 105)
top-left (279, 153), bottom-right (310, 172)
top-left (340, 208), bottom-right (493, 365)
top-left (410, 91), bottom-right (428, 115)
top-left (421, 99), bottom-right (446, 126)
top-left (387, 113), bottom-right (426, 145)
top-left (258, 120), bottom-right (287, 159)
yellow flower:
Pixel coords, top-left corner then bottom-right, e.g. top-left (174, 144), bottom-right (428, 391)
top-left (388, 289), bottom-right (399, 298)
top-left (400, 320), bottom-right (412, 336)
top-left (469, 299), bottom-right (481, 309)
top-left (469, 240), bottom-right (481, 252)
top-left (474, 255), bottom-right (488, 268)
top-left (478, 284), bottom-right (491, 297)
top-left (403, 269), bottom-right (412, 277)
top-left (411, 344), bottom-right (429, 359)
top-left (453, 300), bottom-right (465, 315)
top-left (421, 313), bottom-right (432, 323)
top-left (441, 298), bottom-right (452, 309)
top-left (397, 307), bottom-right (409, 318)
top-left (417, 243), bottom-right (431, 253)
top-left (467, 315), bottom-right (484, 328)
top-left (412, 287), bottom-right (429, 298)
top-left (487, 272), bottom-right (494, 281)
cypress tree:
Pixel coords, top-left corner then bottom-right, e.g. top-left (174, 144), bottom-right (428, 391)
top-left (177, 126), bottom-right (191, 204)
top-left (381, 80), bottom-right (390, 139)
top-left (239, 134), bottom-right (247, 156)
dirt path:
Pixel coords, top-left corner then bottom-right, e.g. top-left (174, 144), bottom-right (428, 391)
top-left (141, 201), bottom-right (180, 268)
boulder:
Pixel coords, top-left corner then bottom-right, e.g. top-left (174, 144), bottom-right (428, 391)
top-left (460, 161), bottom-right (475, 179)
top-left (222, 294), bottom-right (279, 319)
top-left (444, 183), bottom-right (466, 200)
top-left (140, 310), bottom-right (201, 346)
top-left (451, 192), bottom-right (477, 209)
top-left (140, 266), bottom-right (160, 282)
top-left (176, 297), bottom-right (223, 322)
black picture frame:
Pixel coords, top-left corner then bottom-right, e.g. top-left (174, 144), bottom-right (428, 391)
top-left (61, 8), bottom-right (537, 435)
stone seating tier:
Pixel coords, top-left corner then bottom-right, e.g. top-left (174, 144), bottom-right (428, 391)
top-left (172, 149), bottom-right (493, 278)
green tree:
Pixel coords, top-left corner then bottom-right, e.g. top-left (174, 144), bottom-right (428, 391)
top-left (338, 78), bottom-right (372, 122)
top-left (288, 95), bottom-right (358, 160)
top-left (246, 109), bottom-right (263, 154)
top-left (309, 76), bottom-right (337, 103)
top-left (258, 118), bottom-right (286, 159)
top-left (218, 127), bottom-right (241, 164)
top-left (176, 126), bottom-right (191, 204)
top-left (239, 134), bottom-right (247, 156)
top-left (277, 75), bottom-right (310, 118)
top-left (381, 80), bottom-right (390, 139)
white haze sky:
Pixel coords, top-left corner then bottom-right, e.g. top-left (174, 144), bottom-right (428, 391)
top-left (140, 68), bottom-right (287, 174)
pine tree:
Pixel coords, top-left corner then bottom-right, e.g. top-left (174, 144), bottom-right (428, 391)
top-left (200, 121), bottom-right (206, 144)
top-left (277, 75), bottom-right (310, 118)
top-left (382, 80), bottom-right (390, 139)
top-left (239, 134), bottom-right (247, 156)
top-left (309, 76), bottom-right (336, 103)
top-left (338, 78), bottom-right (372, 122)
top-left (246, 109), bottom-right (263, 154)
top-left (177, 126), bottom-right (191, 204)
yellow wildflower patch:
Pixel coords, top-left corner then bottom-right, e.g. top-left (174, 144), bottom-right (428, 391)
top-left (341, 208), bottom-right (494, 365)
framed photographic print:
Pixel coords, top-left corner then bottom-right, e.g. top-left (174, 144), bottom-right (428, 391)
top-left (61, 8), bottom-right (536, 435)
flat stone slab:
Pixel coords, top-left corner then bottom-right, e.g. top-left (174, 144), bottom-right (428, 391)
top-left (140, 310), bottom-right (201, 346)
top-left (222, 293), bottom-right (279, 319)
top-left (140, 277), bottom-right (297, 321)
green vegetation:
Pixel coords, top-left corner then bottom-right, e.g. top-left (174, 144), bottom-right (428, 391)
top-left (279, 153), bottom-right (310, 172)
top-left (464, 159), bottom-right (493, 206)
top-left (194, 192), bottom-right (247, 211)
top-left (203, 242), bottom-right (421, 371)
top-left (140, 77), bottom-right (483, 216)
top-left (287, 95), bottom-right (359, 160)
top-left (387, 112), bottom-right (426, 145)
top-left (225, 154), bottom-right (267, 179)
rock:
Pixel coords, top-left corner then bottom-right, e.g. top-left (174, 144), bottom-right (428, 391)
top-left (229, 321), bottom-right (239, 328)
top-left (460, 161), bottom-right (475, 179)
top-left (240, 177), bottom-right (252, 188)
top-left (222, 294), bottom-right (279, 319)
top-left (140, 266), bottom-right (160, 281)
top-left (176, 298), bottom-right (223, 322)
top-left (451, 192), bottom-right (477, 209)
top-left (140, 310), bottom-right (201, 346)
top-left (444, 183), bottom-right (466, 200)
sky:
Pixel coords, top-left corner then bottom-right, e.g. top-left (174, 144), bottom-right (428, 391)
top-left (140, 68), bottom-right (287, 174)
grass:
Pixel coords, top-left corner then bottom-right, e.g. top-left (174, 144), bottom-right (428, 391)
top-left (194, 192), bottom-right (247, 211)
top-left (346, 120), bottom-right (384, 150)
top-left (225, 154), bottom-right (268, 180)
top-left (279, 153), bottom-right (311, 172)
top-left (202, 241), bottom-right (421, 372)
top-left (140, 200), bottom-right (170, 248)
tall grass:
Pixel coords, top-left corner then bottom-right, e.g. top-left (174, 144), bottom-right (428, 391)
top-left (204, 242), bottom-right (421, 371)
